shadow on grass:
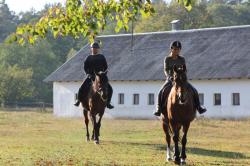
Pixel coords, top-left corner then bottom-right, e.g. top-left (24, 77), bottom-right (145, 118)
top-left (104, 140), bottom-right (249, 159)
top-left (188, 147), bottom-right (249, 159)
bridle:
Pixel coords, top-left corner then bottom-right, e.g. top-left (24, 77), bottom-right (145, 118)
top-left (173, 65), bottom-right (188, 105)
top-left (94, 70), bottom-right (108, 102)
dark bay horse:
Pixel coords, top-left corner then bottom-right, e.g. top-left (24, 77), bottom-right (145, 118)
top-left (80, 70), bottom-right (109, 144)
top-left (162, 64), bottom-right (196, 165)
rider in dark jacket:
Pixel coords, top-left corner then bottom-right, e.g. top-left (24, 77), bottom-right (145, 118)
top-left (154, 41), bottom-right (206, 116)
top-left (74, 42), bottom-right (114, 109)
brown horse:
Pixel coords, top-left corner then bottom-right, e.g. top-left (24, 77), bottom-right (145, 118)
top-left (162, 64), bottom-right (196, 165)
top-left (80, 70), bottom-right (109, 144)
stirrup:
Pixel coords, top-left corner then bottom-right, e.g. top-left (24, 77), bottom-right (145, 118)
top-left (74, 101), bottom-right (80, 107)
top-left (198, 106), bottom-right (207, 114)
top-left (153, 109), bottom-right (161, 116)
top-left (107, 103), bottom-right (114, 109)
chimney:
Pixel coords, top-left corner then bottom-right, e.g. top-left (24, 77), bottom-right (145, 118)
top-left (171, 20), bottom-right (181, 31)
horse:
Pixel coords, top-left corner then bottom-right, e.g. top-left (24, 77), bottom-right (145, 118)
top-left (162, 64), bottom-right (196, 165)
top-left (80, 70), bottom-right (109, 144)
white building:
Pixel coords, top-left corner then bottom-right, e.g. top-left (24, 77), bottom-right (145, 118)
top-left (45, 25), bottom-right (250, 119)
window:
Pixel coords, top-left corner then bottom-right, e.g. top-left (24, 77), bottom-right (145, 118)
top-left (133, 94), bottom-right (139, 105)
top-left (198, 93), bottom-right (204, 105)
top-left (214, 93), bottom-right (221, 106)
top-left (232, 93), bottom-right (240, 105)
top-left (148, 93), bottom-right (155, 105)
top-left (118, 93), bottom-right (124, 104)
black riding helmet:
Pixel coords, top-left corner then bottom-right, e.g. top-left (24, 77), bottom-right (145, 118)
top-left (170, 41), bottom-right (182, 49)
top-left (90, 42), bottom-right (100, 48)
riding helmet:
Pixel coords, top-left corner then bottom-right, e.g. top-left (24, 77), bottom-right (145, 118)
top-left (170, 41), bottom-right (182, 49)
top-left (90, 42), bottom-right (100, 48)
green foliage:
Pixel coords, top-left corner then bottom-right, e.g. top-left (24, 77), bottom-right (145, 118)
top-left (2, 0), bottom-right (250, 104)
top-left (7, 0), bottom-right (155, 45)
top-left (0, 2), bottom-right (84, 103)
top-left (0, 0), bottom-right (17, 42)
top-left (134, 0), bottom-right (250, 33)
top-left (0, 41), bottom-right (60, 103)
top-left (135, 0), bottom-right (199, 32)
top-left (0, 65), bottom-right (33, 103)
top-left (66, 48), bottom-right (78, 60)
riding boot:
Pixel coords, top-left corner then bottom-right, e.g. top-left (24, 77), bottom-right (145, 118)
top-left (197, 106), bottom-right (207, 114)
top-left (74, 100), bottom-right (80, 106)
top-left (154, 81), bottom-right (172, 116)
top-left (191, 85), bottom-right (207, 114)
top-left (154, 90), bottom-right (163, 116)
top-left (74, 87), bottom-right (82, 107)
top-left (74, 77), bottom-right (91, 107)
top-left (107, 84), bottom-right (114, 109)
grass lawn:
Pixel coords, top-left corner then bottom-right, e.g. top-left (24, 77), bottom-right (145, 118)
top-left (0, 109), bottom-right (250, 165)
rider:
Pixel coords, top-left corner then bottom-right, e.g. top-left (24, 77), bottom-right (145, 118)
top-left (74, 42), bottom-right (114, 109)
top-left (154, 41), bottom-right (206, 116)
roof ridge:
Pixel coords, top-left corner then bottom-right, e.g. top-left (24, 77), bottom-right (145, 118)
top-left (98, 24), bottom-right (250, 38)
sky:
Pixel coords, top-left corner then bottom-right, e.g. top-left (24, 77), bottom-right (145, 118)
top-left (5, 0), bottom-right (66, 13)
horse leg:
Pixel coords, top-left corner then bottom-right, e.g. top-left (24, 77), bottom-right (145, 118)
top-left (90, 113), bottom-right (95, 141)
top-left (91, 127), bottom-right (95, 141)
top-left (162, 118), bottom-right (171, 161)
top-left (181, 123), bottom-right (190, 165)
top-left (90, 114), bottom-right (99, 144)
top-left (83, 109), bottom-right (90, 142)
top-left (172, 124), bottom-right (181, 165)
top-left (96, 112), bottom-right (104, 138)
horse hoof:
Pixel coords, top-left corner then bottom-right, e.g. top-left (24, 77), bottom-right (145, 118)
top-left (180, 158), bottom-right (186, 165)
top-left (174, 161), bottom-right (180, 165)
top-left (166, 157), bottom-right (172, 162)
top-left (94, 140), bottom-right (99, 144)
top-left (86, 137), bottom-right (90, 142)
top-left (174, 158), bottom-right (180, 165)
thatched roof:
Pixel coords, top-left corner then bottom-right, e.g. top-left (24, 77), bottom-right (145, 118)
top-left (44, 25), bottom-right (250, 82)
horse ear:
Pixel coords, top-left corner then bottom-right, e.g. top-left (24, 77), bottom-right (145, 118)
top-left (173, 64), bottom-right (178, 72)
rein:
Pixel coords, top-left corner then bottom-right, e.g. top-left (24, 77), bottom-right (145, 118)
top-left (92, 78), bottom-right (108, 102)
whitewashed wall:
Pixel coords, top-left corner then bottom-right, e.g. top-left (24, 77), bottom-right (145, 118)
top-left (53, 79), bottom-right (250, 119)
top-left (106, 80), bottom-right (162, 119)
top-left (191, 79), bottom-right (250, 118)
top-left (53, 81), bottom-right (83, 117)
top-left (53, 81), bottom-right (162, 118)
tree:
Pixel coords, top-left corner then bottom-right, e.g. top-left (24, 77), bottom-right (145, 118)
top-left (0, 64), bottom-right (33, 104)
top-left (0, 0), bottom-right (17, 42)
top-left (6, 0), bottom-right (193, 45)
top-left (134, 0), bottom-right (209, 32)
top-left (0, 41), bottom-right (60, 103)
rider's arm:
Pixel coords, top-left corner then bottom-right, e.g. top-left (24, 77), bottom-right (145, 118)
top-left (101, 55), bottom-right (108, 71)
top-left (84, 56), bottom-right (91, 74)
top-left (164, 57), bottom-right (171, 77)
top-left (181, 56), bottom-right (187, 72)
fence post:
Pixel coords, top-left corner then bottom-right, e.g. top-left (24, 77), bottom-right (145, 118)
top-left (15, 101), bottom-right (18, 110)
top-left (42, 102), bottom-right (45, 112)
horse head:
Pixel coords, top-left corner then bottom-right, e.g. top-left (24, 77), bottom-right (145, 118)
top-left (94, 70), bottom-right (109, 102)
top-left (173, 64), bottom-right (188, 104)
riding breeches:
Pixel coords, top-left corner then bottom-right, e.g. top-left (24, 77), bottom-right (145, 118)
top-left (156, 80), bottom-right (172, 112)
top-left (77, 77), bottom-right (92, 101)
